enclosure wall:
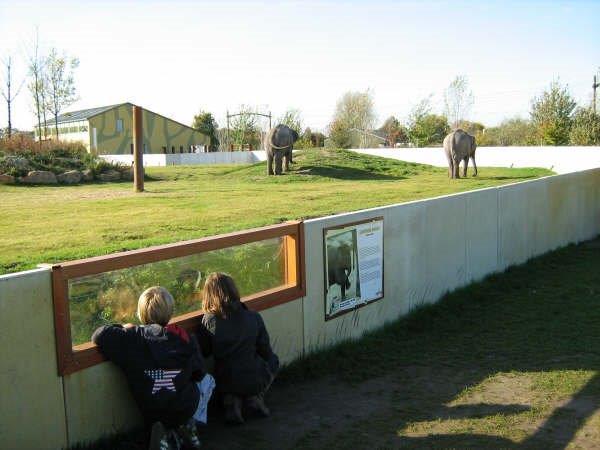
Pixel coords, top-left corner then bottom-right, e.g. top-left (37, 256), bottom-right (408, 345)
top-left (0, 168), bottom-right (598, 448)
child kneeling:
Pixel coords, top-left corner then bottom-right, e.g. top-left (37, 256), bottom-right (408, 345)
top-left (92, 286), bottom-right (214, 450)
top-left (197, 272), bottom-right (279, 424)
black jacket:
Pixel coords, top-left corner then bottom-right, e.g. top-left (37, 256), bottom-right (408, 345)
top-left (92, 323), bottom-right (205, 427)
top-left (198, 306), bottom-right (279, 396)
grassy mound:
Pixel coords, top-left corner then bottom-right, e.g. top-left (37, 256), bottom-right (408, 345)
top-left (0, 148), bottom-right (552, 274)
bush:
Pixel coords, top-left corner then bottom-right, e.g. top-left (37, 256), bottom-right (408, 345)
top-left (0, 136), bottom-right (126, 180)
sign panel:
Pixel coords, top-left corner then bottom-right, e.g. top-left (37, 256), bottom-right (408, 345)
top-left (324, 218), bottom-right (384, 319)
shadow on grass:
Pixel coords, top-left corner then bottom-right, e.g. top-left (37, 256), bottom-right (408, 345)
top-left (293, 164), bottom-right (405, 181)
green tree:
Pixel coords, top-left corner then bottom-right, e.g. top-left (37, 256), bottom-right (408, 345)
top-left (45, 48), bottom-right (79, 140)
top-left (569, 107), bottom-right (600, 145)
top-left (530, 80), bottom-right (577, 145)
top-left (407, 98), bottom-right (449, 146)
top-left (475, 118), bottom-right (537, 146)
top-left (192, 111), bottom-right (219, 150)
top-left (328, 90), bottom-right (376, 148)
top-left (277, 108), bottom-right (303, 135)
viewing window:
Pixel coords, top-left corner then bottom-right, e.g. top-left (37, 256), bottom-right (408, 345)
top-left (51, 222), bottom-right (305, 375)
top-left (116, 119), bottom-right (124, 133)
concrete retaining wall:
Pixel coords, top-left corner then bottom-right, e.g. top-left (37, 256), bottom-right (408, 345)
top-left (353, 146), bottom-right (600, 174)
top-left (101, 151), bottom-right (267, 167)
top-left (1, 168), bottom-right (598, 449)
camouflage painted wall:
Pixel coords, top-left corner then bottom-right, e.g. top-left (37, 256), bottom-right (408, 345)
top-left (88, 103), bottom-right (209, 155)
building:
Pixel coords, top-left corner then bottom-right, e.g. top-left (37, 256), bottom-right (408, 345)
top-left (35, 103), bottom-right (209, 155)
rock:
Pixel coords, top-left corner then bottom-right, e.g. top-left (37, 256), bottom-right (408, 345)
top-left (120, 168), bottom-right (134, 181)
top-left (82, 169), bottom-right (94, 182)
top-left (98, 170), bottom-right (121, 182)
top-left (57, 170), bottom-right (82, 184)
top-left (20, 170), bottom-right (58, 184)
top-left (0, 173), bottom-right (15, 184)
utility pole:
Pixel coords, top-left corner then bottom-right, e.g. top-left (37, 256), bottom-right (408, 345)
top-left (133, 105), bottom-right (144, 192)
top-left (593, 75), bottom-right (599, 114)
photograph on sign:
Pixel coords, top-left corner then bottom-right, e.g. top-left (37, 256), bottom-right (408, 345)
top-left (324, 218), bottom-right (384, 319)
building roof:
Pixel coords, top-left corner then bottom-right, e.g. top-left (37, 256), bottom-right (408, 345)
top-left (46, 103), bottom-right (129, 125)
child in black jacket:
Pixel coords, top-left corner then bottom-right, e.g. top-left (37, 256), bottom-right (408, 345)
top-left (92, 286), bottom-right (211, 450)
top-left (197, 272), bottom-right (279, 425)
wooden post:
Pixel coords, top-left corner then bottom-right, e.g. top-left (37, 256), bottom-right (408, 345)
top-left (133, 105), bottom-right (144, 192)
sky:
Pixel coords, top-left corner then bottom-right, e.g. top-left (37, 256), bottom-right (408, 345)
top-left (0, 0), bottom-right (599, 132)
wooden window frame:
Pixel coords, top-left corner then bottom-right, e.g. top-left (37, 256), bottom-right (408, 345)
top-left (51, 221), bottom-right (305, 376)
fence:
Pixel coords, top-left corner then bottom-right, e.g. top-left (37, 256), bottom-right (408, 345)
top-left (0, 168), bottom-right (599, 449)
top-left (101, 151), bottom-right (267, 167)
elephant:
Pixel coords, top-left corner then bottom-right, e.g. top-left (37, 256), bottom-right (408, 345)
top-left (264, 124), bottom-right (299, 175)
top-left (327, 242), bottom-right (353, 300)
top-left (443, 129), bottom-right (478, 179)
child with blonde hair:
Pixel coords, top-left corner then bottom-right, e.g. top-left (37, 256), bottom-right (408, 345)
top-left (92, 286), bottom-right (212, 450)
top-left (197, 272), bottom-right (279, 424)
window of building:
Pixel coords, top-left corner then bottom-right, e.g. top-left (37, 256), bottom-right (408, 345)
top-left (162, 146), bottom-right (167, 154)
top-left (171, 146), bottom-right (175, 154)
top-left (116, 119), bottom-right (124, 133)
top-left (179, 145), bottom-right (183, 153)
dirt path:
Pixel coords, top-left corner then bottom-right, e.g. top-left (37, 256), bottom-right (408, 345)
top-left (201, 366), bottom-right (600, 450)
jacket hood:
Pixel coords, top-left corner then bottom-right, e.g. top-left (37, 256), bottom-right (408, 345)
top-left (140, 324), bottom-right (193, 367)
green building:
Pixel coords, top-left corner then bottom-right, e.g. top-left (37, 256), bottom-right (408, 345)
top-left (36, 103), bottom-right (209, 155)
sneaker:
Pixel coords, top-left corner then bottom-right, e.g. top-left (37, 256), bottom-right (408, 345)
top-left (149, 421), bottom-right (171, 450)
top-left (176, 417), bottom-right (202, 449)
top-left (245, 395), bottom-right (270, 418)
top-left (223, 394), bottom-right (244, 425)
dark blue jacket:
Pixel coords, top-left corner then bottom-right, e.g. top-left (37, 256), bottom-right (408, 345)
top-left (92, 323), bottom-right (205, 427)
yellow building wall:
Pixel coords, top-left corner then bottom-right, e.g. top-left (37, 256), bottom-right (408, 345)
top-left (88, 104), bottom-right (209, 155)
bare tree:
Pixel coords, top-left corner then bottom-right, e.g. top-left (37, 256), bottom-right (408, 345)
top-left (1, 55), bottom-right (25, 138)
top-left (26, 29), bottom-right (45, 143)
top-left (277, 108), bottom-right (303, 134)
top-left (443, 75), bottom-right (474, 128)
top-left (46, 48), bottom-right (79, 139)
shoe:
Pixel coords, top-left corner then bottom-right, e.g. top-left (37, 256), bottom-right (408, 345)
top-left (245, 395), bottom-right (270, 418)
top-left (149, 421), bottom-right (171, 450)
top-left (176, 417), bottom-right (202, 449)
top-left (223, 394), bottom-right (244, 425)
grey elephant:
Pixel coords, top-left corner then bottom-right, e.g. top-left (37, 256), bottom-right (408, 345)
top-left (443, 129), bottom-right (478, 179)
top-left (327, 243), bottom-right (353, 299)
top-left (264, 124), bottom-right (299, 175)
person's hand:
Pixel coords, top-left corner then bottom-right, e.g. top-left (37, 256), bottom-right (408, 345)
top-left (123, 323), bottom-right (136, 329)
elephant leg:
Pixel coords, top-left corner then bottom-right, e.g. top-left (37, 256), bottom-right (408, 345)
top-left (471, 156), bottom-right (478, 177)
top-left (284, 152), bottom-right (290, 172)
top-left (453, 157), bottom-right (461, 179)
top-left (267, 153), bottom-right (274, 175)
top-left (446, 152), bottom-right (453, 178)
top-left (462, 156), bottom-right (469, 178)
top-left (274, 154), bottom-right (283, 175)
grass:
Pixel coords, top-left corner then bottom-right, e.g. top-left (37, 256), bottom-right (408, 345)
top-left (0, 148), bottom-right (551, 274)
top-left (76, 235), bottom-right (600, 449)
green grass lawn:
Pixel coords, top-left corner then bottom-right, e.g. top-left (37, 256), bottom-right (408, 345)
top-left (0, 148), bottom-right (552, 274)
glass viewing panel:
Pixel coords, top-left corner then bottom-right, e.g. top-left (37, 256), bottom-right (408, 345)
top-left (68, 237), bottom-right (285, 346)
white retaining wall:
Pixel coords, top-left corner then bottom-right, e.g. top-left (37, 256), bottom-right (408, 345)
top-left (1, 168), bottom-right (599, 448)
top-left (101, 151), bottom-right (267, 167)
top-left (353, 146), bottom-right (600, 174)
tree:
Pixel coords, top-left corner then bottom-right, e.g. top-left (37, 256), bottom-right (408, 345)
top-left (475, 118), bottom-right (537, 146)
top-left (444, 75), bottom-right (474, 128)
top-left (530, 80), bottom-right (576, 145)
top-left (277, 108), bottom-right (303, 135)
top-left (26, 29), bottom-right (45, 143)
top-left (1, 55), bottom-right (25, 138)
top-left (45, 48), bottom-right (79, 140)
top-left (328, 90), bottom-right (376, 148)
top-left (407, 96), bottom-right (450, 146)
top-left (192, 111), bottom-right (219, 150)
top-left (569, 107), bottom-right (600, 145)
top-left (378, 116), bottom-right (408, 147)
top-left (229, 105), bottom-right (262, 150)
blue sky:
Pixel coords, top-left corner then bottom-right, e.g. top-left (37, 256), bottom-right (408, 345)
top-left (0, 0), bottom-right (598, 132)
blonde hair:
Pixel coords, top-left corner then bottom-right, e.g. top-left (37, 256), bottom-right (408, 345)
top-left (202, 272), bottom-right (241, 319)
top-left (137, 286), bottom-right (174, 326)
